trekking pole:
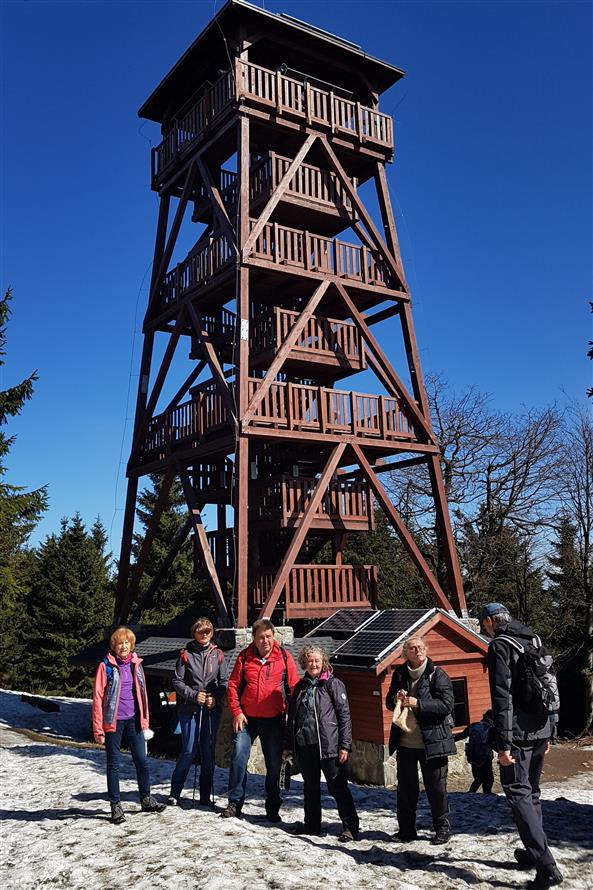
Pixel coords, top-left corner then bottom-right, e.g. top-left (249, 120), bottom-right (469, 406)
top-left (192, 701), bottom-right (204, 809)
top-left (208, 707), bottom-right (216, 810)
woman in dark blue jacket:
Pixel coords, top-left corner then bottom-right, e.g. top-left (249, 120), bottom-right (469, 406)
top-left (284, 645), bottom-right (359, 841)
top-left (168, 617), bottom-right (227, 807)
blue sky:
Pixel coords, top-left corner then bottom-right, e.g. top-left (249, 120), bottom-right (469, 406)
top-left (1, 0), bottom-right (591, 554)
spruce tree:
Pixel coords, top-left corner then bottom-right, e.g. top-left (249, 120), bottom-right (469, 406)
top-left (20, 515), bottom-right (113, 695)
top-left (0, 288), bottom-right (48, 684)
top-left (130, 474), bottom-right (211, 624)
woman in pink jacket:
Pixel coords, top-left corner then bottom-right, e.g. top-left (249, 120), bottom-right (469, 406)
top-left (92, 626), bottom-right (165, 824)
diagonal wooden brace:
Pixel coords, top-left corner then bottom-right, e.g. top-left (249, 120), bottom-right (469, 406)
top-left (148, 161), bottom-right (198, 308)
top-left (258, 442), bottom-right (346, 618)
top-left (118, 466), bottom-right (176, 621)
top-left (179, 468), bottom-right (230, 627)
top-left (196, 156), bottom-right (238, 252)
top-left (187, 302), bottom-right (237, 426)
top-left (242, 280), bottom-right (330, 429)
top-left (334, 282), bottom-right (435, 442)
top-left (317, 137), bottom-right (407, 290)
top-left (242, 133), bottom-right (317, 259)
top-left (351, 443), bottom-right (455, 612)
top-left (129, 517), bottom-right (193, 623)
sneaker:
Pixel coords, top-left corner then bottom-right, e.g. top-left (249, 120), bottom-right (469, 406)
top-left (338, 827), bottom-right (359, 842)
top-left (514, 848), bottom-right (535, 869)
top-left (141, 795), bottom-right (165, 813)
top-left (392, 830), bottom-right (418, 842)
top-left (291, 821), bottom-right (322, 836)
top-left (527, 866), bottom-right (563, 889)
top-left (220, 802), bottom-right (241, 819)
top-left (166, 796), bottom-right (178, 807)
top-left (432, 829), bottom-right (450, 845)
top-left (110, 803), bottom-right (125, 824)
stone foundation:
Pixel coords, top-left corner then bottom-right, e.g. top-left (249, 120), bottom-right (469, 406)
top-left (215, 625), bottom-right (295, 652)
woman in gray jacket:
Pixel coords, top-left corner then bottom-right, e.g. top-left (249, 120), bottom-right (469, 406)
top-left (168, 617), bottom-right (227, 807)
top-left (284, 645), bottom-right (359, 841)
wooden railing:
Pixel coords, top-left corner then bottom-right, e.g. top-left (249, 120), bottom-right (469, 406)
top-left (256, 475), bottom-right (372, 528)
top-left (236, 60), bottom-right (393, 149)
top-left (159, 234), bottom-right (234, 307)
top-left (252, 564), bottom-right (377, 616)
top-left (152, 61), bottom-right (393, 181)
top-left (152, 69), bottom-right (235, 180)
top-left (250, 220), bottom-right (393, 287)
top-left (195, 152), bottom-right (355, 216)
top-left (206, 529), bottom-right (234, 573)
top-left (247, 378), bottom-right (416, 441)
top-left (193, 461), bottom-right (233, 496)
top-left (251, 306), bottom-right (364, 367)
top-left (140, 384), bottom-right (231, 460)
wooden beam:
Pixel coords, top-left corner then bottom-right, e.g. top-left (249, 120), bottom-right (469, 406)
top-left (117, 466), bottom-right (176, 622)
top-left (186, 302), bottom-right (237, 425)
top-left (161, 360), bottom-right (206, 416)
top-left (362, 303), bottom-right (402, 326)
top-left (351, 443), bottom-right (455, 612)
top-left (148, 161), bottom-right (198, 307)
top-left (374, 163), bottom-right (408, 289)
top-left (242, 280), bottom-right (330, 428)
top-left (426, 454), bottom-right (467, 616)
top-left (338, 454), bottom-right (428, 480)
top-left (242, 133), bottom-right (317, 258)
top-left (129, 517), bottom-right (193, 622)
top-left (317, 136), bottom-right (406, 290)
top-left (334, 282), bottom-right (435, 442)
top-left (196, 156), bottom-right (238, 251)
top-left (258, 442), bottom-right (346, 618)
top-left (129, 307), bottom-right (188, 465)
top-left (179, 468), bottom-right (230, 627)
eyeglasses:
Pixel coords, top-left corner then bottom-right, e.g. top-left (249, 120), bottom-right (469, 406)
top-left (196, 628), bottom-right (212, 634)
top-left (407, 645), bottom-right (426, 651)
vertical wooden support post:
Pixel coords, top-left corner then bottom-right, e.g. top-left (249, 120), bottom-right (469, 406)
top-left (235, 113), bottom-right (251, 627)
top-left (114, 193), bottom-right (170, 622)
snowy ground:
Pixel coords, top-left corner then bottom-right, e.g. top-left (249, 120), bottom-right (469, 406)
top-left (1, 690), bottom-right (592, 890)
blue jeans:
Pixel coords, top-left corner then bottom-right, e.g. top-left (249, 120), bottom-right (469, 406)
top-left (105, 718), bottom-right (150, 804)
top-left (170, 707), bottom-right (219, 801)
top-left (227, 715), bottom-right (284, 815)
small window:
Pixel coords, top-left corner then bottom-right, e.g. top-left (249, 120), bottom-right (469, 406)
top-left (451, 678), bottom-right (469, 727)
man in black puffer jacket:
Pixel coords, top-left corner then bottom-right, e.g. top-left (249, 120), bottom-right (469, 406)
top-left (481, 603), bottom-right (562, 890)
top-left (385, 636), bottom-right (456, 845)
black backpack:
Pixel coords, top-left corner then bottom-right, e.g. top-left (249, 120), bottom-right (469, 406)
top-left (497, 633), bottom-right (560, 716)
top-left (465, 720), bottom-right (493, 766)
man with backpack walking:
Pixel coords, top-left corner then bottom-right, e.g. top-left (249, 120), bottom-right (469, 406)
top-left (221, 617), bottom-right (299, 822)
top-left (480, 602), bottom-right (562, 889)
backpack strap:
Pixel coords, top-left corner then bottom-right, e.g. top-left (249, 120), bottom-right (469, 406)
top-left (495, 634), bottom-right (525, 655)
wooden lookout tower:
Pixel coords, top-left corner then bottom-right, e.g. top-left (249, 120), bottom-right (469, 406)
top-left (113, 0), bottom-right (467, 631)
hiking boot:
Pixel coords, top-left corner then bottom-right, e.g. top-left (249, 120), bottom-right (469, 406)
top-left (265, 811), bottom-right (281, 823)
top-left (110, 803), bottom-right (125, 824)
top-left (338, 827), bottom-right (359, 842)
top-left (432, 828), bottom-right (450, 845)
top-left (527, 866), bottom-right (563, 889)
top-left (198, 796), bottom-right (214, 808)
top-left (166, 796), bottom-right (178, 807)
top-left (220, 802), bottom-right (241, 819)
top-left (514, 848), bottom-right (535, 869)
top-left (291, 821), bottom-right (322, 836)
top-left (392, 830), bottom-right (418, 842)
top-left (141, 795), bottom-right (165, 813)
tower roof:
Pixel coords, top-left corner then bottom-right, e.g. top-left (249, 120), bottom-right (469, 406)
top-left (139, 0), bottom-right (405, 124)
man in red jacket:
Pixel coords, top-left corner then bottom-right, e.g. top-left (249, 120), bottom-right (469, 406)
top-left (221, 618), bottom-right (299, 821)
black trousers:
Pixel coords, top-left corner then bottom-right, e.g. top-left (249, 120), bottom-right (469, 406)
top-left (499, 740), bottom-right (556, 869)
top-left (396, 746), bottom-right (449, 835)
top-left (297, 744), bottom-right (359, 834)
top-left (469, 758), bottom-right (494, 793)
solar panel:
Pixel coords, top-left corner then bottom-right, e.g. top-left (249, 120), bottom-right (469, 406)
top-left (307, 609), bottom-right (377, 639)
top-left (364, 609), bottom-right (429, 635)
top-left (330, 609), bottom-right (433, 667)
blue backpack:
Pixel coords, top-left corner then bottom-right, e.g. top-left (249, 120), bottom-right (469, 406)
top-left (465, 720), bottom-right (493, 766)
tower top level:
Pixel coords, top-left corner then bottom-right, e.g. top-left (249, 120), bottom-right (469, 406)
top-left (139, 0), bottom-right (405, 124)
